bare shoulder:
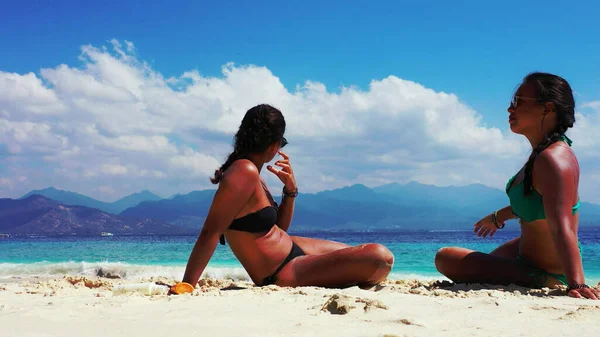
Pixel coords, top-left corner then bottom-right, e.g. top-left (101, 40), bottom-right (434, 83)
top-left (533, 143), bottom-right (579, 192)
top-left (221, 159), bottom-right (260, 187)
top-left (201, 159), bottom-right (260, 236)
top-left (536, 142), bottom-right (579, 175)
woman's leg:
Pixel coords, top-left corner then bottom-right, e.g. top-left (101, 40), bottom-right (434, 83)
top-left (289, 236), bottom-right (351, 255)
top-left (489, 237), bottom-right (520, 258)
top-left (434, 237), bottom-right (534, 287)
top-left (274, 243), bottom-right (394, 288)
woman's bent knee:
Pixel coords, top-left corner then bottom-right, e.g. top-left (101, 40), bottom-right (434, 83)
top-left (363, 244), bottom-right (393, 283)
top-left (434, 247), bottom-right (456, 275)
top-left (363, 243), bottom-right (394, 267)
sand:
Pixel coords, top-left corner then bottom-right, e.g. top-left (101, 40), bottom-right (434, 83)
top-left (1, 276), bottom-right (599, 337)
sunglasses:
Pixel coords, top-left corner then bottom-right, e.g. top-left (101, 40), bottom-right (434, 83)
top-left (280, 137), bottom-right (288, 148)
top-left (511, 95), bottom-right (540, 109)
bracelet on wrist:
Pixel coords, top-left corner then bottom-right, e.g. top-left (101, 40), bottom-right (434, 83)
top-left (492, 210), bottom-right (505, 229)
top-left (566, 283), bottom-right (589, 293)
top-left (282, 186), bottom-right (298, 198)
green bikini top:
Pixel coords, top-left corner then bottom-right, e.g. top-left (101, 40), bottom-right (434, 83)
top-left (505, 135), bottom-right (580, 222)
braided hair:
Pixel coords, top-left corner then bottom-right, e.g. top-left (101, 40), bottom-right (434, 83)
top-left (210, 104), bottom-right (286, 184)
top-left (521, 72), bottom-right (575, 195)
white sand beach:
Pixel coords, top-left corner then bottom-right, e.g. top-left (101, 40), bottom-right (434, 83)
top-left (1, 276), bottom-right (599, 337)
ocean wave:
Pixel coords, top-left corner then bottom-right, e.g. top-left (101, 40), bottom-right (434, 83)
top-left (0, 261), bottom-right (252, 281)
top-left (0, 261), bottom-right (445, 283)
top-left (6, 262), bottom-right (594, 285)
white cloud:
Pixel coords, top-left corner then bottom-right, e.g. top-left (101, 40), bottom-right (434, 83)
top-left (0, 177), bottom-right (11, 187)
top-left (566, 103), bottom-right (600, 202)
top-left (1, 39), bottom-right (599, 202)
top-left (582, 101), bottom-right (600, 111)
top-left (567, 101), bottom-right (600, 158)
top-left (0, 120), bottom-right (70, 154)
top-left (101, 164), bottom-right (128, 176)
top-left (0, 176), bottom-right (26, 194)
top-left (570, 111), bottom-right (600, 154)
top-left (0, 71), bottom-right (66, 117)
top-left (97, 185), bottom-right (116, 195)
top-left (169, 149), bottom-right (222, 177)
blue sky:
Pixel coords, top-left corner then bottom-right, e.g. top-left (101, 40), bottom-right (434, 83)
top-left (1, 0), bottom-right (600, 202)
top-left (3, 0), bottom-right (599, 125)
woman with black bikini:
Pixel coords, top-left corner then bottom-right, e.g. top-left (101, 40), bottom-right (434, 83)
top-left (177, 104), bottom-right (394, 290)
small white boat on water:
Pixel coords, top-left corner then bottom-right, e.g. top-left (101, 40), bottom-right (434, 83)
top-left (100, 232), bottom-right (114, 237)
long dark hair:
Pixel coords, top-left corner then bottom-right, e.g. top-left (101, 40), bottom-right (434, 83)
top-left (210, 104), bottom-right (286, 184)
top-left (521, 72), bottom-right (575, 195)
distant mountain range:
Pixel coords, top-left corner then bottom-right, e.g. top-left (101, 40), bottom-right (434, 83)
top-left (121, 182), bottom-right (600, 231)
top-left (5, 182), bottom-right (600, 235)
top-left (0, 194), bottom-right (193, 236)
top-left (20, 187), bottom-right (162, 214)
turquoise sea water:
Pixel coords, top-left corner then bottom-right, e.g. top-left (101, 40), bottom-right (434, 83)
top-left (1, 229), bottom-right (600, 284)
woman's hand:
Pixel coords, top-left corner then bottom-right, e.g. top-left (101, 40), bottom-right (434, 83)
top-left (568, 286), bottom-right (600, 300)
top-left (267, 151), bottom-right (297, 191)
top-left (473, 213), bottom-right (500, 238)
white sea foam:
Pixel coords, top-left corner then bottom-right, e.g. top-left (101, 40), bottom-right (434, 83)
top-left (0, 261), bottom-right (252, 282)
top-left (0, 261), bottom-right (448, 284)
top-left (6, 262), bottom-right (592, 285)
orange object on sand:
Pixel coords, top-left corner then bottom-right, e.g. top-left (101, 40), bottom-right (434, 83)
top-left (172, 282), bottom-right (194, 294)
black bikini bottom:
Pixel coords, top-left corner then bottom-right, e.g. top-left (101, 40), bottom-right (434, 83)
top-left (262, 241), bottom-right (306, 286)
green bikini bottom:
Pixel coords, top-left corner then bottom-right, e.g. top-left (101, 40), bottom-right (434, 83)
top-left (516, 241), bottom-right (582, 288)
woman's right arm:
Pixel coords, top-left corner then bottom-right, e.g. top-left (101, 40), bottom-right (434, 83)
top-left (496, 205), bottom-right (518, 224)
top-left (474, 205), bottom-right (517, 237)
top-left (180, 161), bottom-right (259, 287)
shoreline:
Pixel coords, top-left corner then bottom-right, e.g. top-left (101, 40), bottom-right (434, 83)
top-left (2, 260), bottom-right (600, 286)
top-left (1, 275), bottom-right (599, 337)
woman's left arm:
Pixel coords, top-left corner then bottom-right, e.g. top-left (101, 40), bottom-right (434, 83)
top-left (536, 150), bottom-right (599, 299)
top-left (267, 150), bottom-right (297, 232)
top-left (276, 191), bottom-right (296, 232)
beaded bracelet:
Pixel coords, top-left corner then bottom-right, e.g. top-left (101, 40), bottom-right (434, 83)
top-left (282, 186), bottom-right (298, 198)
top-left (567, 283), bottom-right (589, 293)
top-left (492, 210), bottom-right (505, 229)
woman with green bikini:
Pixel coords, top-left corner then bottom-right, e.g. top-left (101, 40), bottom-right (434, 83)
top-left (435, 72), bottom-right (599, 300)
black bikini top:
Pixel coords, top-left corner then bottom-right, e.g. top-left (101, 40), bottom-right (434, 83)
top-left (219, 182), bottom-right (279, 245)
